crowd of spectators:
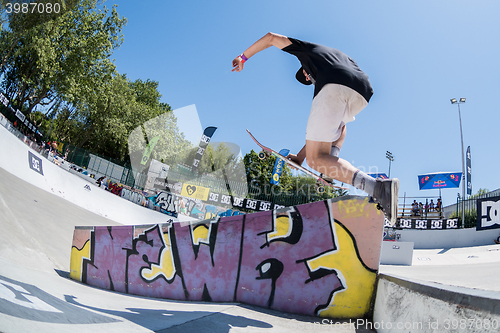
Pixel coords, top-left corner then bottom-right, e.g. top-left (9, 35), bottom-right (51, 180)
top-left (411, 198), bottom-right (442, 217)
top-left (1, 113), bottom-right (68, 161)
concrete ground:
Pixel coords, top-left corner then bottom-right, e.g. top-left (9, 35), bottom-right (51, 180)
top-left (379, 244), bottom-right (500, 292)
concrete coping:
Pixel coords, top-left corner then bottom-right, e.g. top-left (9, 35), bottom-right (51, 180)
top-left (379, 273), bottom-right (500, 316)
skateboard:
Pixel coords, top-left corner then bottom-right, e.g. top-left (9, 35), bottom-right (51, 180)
top-left (246, 129), bottom-right (348, 192)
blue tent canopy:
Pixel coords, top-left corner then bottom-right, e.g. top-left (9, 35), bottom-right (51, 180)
top-left (418, 172), bottom-right (462, 190)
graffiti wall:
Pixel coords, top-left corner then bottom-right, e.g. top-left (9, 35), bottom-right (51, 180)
top-left (70, 196), bottom-right (384, 318)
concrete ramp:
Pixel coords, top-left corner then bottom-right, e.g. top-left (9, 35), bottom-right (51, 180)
top-left (0, 124), bottom-right (177, 226)
top-left (70, 196), bottom-right (385, 318)
top-left (374, 274), bottom-right (500, 333)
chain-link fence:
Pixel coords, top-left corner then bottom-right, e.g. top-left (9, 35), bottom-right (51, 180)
top-left (165, 167), bottom-right (337, 208)
top-left (452, 189), bottom-right (500, 228)
top-left (62, 143), bottom-right (137, 187)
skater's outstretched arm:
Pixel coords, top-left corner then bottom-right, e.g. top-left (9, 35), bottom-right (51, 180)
top-left (232, 32), bottom-right (292, 72)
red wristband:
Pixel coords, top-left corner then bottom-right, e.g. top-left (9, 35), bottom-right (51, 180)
top-left (240, 53), bottom-right (248, 63)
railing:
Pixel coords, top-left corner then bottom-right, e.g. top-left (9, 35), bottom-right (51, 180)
top-left (397, 191), bottom-right (500, 229)
top-left (0, 113), bottom-right (44, 154)
top-left (165, 169), bottom-right (333, 208)
top-left (398, 195), bottom-right (443, 219)
top-left (452, 190), bottom-right (500, 228)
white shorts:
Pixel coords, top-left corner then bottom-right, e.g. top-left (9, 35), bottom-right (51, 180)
top-left (305, 84), bottom-right (368, 142)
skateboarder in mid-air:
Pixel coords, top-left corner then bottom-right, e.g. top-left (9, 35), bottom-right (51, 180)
top-left (232, 32), bottom-right (399, 223)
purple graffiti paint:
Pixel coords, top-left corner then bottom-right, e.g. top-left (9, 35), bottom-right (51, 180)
top-left (173, 216), bottom-right (243, 302)
top-left (85, 226), bottom-right (132, 293)
top-left (237, 202), bottom-right (343, 316)
top-left (125, 225), bottom-right (186, 300)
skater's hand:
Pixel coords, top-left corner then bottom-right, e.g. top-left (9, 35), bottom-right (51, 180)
top-left (231, 56), bottom-right (245, 72)
top-left (286, 153), bottom-right (304, 169)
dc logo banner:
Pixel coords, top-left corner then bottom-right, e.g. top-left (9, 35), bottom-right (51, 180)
top-left (477, 196), bottom-right (500, 230)
top-left (395, 218), bottom-right (458, 230)
top-left (28, 152), bottom-right (43, 175)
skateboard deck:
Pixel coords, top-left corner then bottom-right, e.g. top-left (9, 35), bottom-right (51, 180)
top-left (246, 129), bottom-right (348, 191)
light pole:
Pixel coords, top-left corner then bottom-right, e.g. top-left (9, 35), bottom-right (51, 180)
top-left (451, 97), bottom-right (466, 226)
top-left (386, 151), bottom-right (394, 178)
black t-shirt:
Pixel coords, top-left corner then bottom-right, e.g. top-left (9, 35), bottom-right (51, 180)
top-left (282, 37), bottom-right (373, 102)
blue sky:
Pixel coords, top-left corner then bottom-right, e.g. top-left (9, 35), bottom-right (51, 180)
top-left (108, 0), bottom-right (500, 207)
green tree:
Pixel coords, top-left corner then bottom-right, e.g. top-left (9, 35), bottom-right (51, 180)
top-left (243, 149), bottom-right (347, 204)
top-left (1, 1), bottom-right (79, 71)
top-left (0, 0), bottom-right (125, 116)
top-left (470, 188), bottom-right (490, 199)
top-left (244, 149), bottom-right (293, 195)
top-left (128, 107), bottom-right (193, 174)
top-left (54, 74), bottom-right (175, 161)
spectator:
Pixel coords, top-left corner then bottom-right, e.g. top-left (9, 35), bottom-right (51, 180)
top-left (179, 199), bottom-right (187, 215)
top-left (429, 199), bottom-right (435, 211)
top-left (96, 176), bottom-right (106, 187)
top-left (436, 198), bottom-right (442, 212)
top-left (412, 200), bottom-right (419, 216)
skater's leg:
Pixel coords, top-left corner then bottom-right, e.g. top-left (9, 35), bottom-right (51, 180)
top-left (305, 140), bottom-right (376, 195)
top-left (306, 139), bottom-right (399, 223)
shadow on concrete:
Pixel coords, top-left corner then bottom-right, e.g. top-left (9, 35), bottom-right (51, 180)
top-left (57, 270), bottom-right (376, 332)
top-left (235, 304), bottom-right (377, 333)
top-left (0, 275), bottom-right (118, 324)
top-left (64, 294), bottom-right (272, 333)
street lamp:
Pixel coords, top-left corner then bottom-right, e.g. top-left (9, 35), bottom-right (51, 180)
top-left (451, 97), bottom-right (466, 226)
top-left (386, 151), bottom-right (394, 178)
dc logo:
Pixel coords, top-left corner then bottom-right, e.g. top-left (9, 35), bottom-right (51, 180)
top-left (31, 158), bottom-right (40, 171)
top-left (28, 152), bottom-right (43, 175)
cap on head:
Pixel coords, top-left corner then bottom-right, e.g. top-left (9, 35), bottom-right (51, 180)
top-left (295, 67), bottom-right (312, 85)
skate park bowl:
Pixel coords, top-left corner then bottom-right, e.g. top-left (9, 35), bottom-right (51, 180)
top-left (1, 121), bottom-right (500, 332)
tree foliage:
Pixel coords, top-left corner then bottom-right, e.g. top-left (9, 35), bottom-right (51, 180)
top-left (51, 74), bottom-right (172, 160)
top-left (1, 0), bottom-right (125, 114)
top-left (0, 1), bottom-right (182, 162)
top-left (196, 142), bottom-right (247, 183)
top-left (128, 107), bottom-right (193, 171)
top-left (243, 149), bottom-right (347, 203)
top-left (244, 149), bottom-right (293, 193)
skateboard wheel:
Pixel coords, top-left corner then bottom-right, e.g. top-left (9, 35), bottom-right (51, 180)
top-left (258, 151), bottom-right (267, 160)
top-left (316, 186), bottom-right (325, 194)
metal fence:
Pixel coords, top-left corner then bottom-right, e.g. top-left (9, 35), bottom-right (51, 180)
top-left (454, 190), bottom-right (500, 228)
top-left (0, 112), bottom-right (45, 154)
top-left (62, 143), bottom-right (137, 187)
top-left (164, 168), bottom-right (337, 208)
